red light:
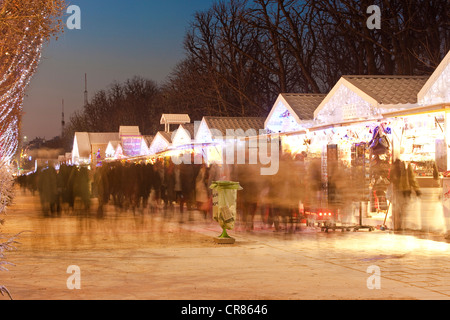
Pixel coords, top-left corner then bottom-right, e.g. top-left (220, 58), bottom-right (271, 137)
top-left (319, 212), bottom-right (322, 216)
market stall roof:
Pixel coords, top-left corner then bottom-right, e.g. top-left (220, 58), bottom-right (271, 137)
top-left (119, 126), bottom-right (140, 138)
top-left (265, 93), bottom-right (326, 132)
top-left (179, 123), bottom-right (196, 138)
top-left (160, 114), bottom-right (190, 124)
top-left (73, 132), bottom-right (91, 159)
top-left (137, 135), bottom-right (153, 156)
top-left (280, 93), bottom-right (326, 120)
top-left (382, 102), bottom-right (450, 118)
top-left (72, 132), bottom-right (120, 164)
top-left (418, 50), bottom-right (450, 105)
top-left (198, 116), bottom-right (266, 140)
top-left (73, 132), bottom-right (120, 158)
top-left (88, 132), bottom-right (120, 145)
top-left (106, 140), bottom-right (121, 152)
top-left (314, 75), bottom-right (429, 123)
top-left (142, 135), bottom-right (154, 148)
top-left (105, 140), bottom-right (122, 159)
top-left (160, 114), bottom-right (190, 132)
top-left (149, 131), bottom-right (173, 155)
top-left (342, 75), bottom-right (428, 105)
top-left (172, 123), bottom-right (197, 147)
top-left (158, 131), bottom-right (172, 144)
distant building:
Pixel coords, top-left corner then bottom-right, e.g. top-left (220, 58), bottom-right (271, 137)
top-left (72, 132), bottom-right (120, 166)
top-left (160, 114), bottom-right (190, 133)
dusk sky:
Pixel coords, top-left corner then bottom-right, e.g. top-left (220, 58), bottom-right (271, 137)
top-left (22, 0), bottom-right (217, 141)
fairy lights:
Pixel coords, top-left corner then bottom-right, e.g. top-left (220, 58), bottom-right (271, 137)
top-left (0, 34), bottom-right (43, 161)
top-left (0, 0), bottom-right (65, 162)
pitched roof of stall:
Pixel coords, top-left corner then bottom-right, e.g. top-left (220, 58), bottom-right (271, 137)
top-left (108, 140), bottom-right (121, 150)
top-left (142, 135), bottom-right (154, 147)
top-left (119, 126), bottom-right (140, 137)
top-left (203, 116), bottom-right (266, 137)
top-left (160, 114), bottom-right (190, 124)
top-left (156, 131), bottom-right (173, 143)
top-left (73, 132), bottom-right (119, 159)
top-left (342, 75), bottom-right (429, 105)
top-left (74, 132), bottom-right (91, 159)
top-left (280, 93), bottom-right (326, 120)
top-left (179, 123), bottom-right (196, 139)
top-left (88, 132), bottom-right (120, 144)
top-left (418, 50), bottom-right (450, 102)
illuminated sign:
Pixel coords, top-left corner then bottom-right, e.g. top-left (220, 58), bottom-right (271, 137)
top-left (122, 136), bottom-right (142, 157)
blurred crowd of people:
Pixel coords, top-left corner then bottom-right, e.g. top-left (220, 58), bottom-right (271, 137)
top-left (16, 165), bottom-right (91, 216)
top-left (16, 159), bottom-right (216, 220)
top-left (16, 154), bottom-right (426, 232)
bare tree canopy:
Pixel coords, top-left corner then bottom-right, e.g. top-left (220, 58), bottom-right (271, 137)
top-left (64, 77), bottom-right (161, 142)
top-left (161, 0), bottom-right (449, 121)
top-left (67, 0), bottom-right (448, 141)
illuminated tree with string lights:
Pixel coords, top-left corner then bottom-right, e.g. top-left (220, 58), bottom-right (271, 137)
top-left (0, 0), bottom-right (66, 162)
top-left (0, 0), bottom-right (65, 299)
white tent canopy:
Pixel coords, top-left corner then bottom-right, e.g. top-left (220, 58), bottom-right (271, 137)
top-left (418, 50), bottom-right (450, 106)
top-left (265, 93), bottom-right (325, 133)
top-left (314, 75), bottom-right (429, 125)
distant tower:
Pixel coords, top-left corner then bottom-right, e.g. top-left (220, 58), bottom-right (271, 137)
top-left (61, 99), bottom-right (65, 137)
top-left (84, 73), bottom-right (88, 107)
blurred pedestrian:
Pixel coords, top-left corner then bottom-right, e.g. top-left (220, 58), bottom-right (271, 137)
top-left (269, 154), bottom-right (298, 232)
top-left (390, 159), bottom-right (421, 231)
top-left (165, 159), bottom-right (175, 210)
top-left (179, 162), bottom-right (195, 221)
top-left (94, 165), bottom-right (109, 218)
top-left (237, 162), bottom-right (260, 231)
top-left (38, 166), bottom-right (58, 216)
top-left (195, 163), bottom-right (210, 219)
top-left (73, 166), bottom-right (91, 213)
top-left (174, 163), bottom-right (182, 206)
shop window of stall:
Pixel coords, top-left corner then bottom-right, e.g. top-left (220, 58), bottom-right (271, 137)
top-left (351, 142), bottom-right (370, 202)
top-left (399, 113), bottom-right (444, 187)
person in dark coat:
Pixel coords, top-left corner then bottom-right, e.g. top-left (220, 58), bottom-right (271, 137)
top-left (195, 163), bottom-right (210, 219)
top-left (179, 162), bottom-right (195, 217)
top-left (140, 163), bottom-right (153, 212)
top-left (268, 154), bottom-right (298, 231)
top-left (164, 159), bottom-right (176, 210)
top-left (73, 166), bottom-right (91, 213)
top-left (94, 165), bottom-right (109, 218)
top-left (151, 162), bottom-right (162, 212)
top-left (237, 163), bottom-right (261, 230)
top-left (38, 166), bottom-right (58, 216)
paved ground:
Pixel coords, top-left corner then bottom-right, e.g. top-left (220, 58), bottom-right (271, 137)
top-left (1, 188), bottom-right (449, 300)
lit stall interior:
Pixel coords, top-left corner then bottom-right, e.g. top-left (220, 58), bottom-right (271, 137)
top-left (281, 121), bottom-right (393, 225)
top-left (387, 110), bottom-right (447, 233)
top-left (396, 112), bottom-right (445, 177)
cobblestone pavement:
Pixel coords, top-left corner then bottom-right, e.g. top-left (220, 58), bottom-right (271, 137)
top-left (1, 189), bottom-right (449, 300)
